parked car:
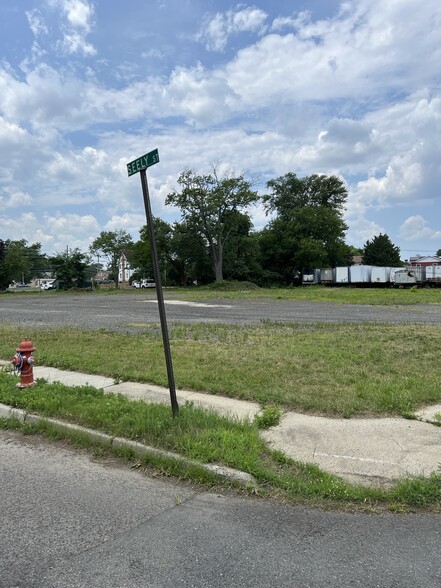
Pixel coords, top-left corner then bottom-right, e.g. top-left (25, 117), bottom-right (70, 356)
top-left (40, 282), bottom-right (55, 290)
top-left (131, 280), bottom-right (141, 288)
top-left (140, 278), bottom-right (156, 288)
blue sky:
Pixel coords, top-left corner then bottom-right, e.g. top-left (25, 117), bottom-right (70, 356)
top-left (0, 0), bottom-right (440, 260)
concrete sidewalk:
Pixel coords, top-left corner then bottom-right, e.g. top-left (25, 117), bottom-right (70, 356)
top-left (2, 361), bottom-right (441, 487)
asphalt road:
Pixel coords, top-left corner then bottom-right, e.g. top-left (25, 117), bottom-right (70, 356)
top-left (1, 292), bottom-right (441, 332)
top-left (1, 429), bottom-right (440, 588)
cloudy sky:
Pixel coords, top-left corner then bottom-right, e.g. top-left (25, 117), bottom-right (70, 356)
top-left (1, 0), bottom-right (440, 260)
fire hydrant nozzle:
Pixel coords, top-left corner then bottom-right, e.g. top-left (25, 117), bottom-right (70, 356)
top-left (12, 338), bottom-right (36, 388)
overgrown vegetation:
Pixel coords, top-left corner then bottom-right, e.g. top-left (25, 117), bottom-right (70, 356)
top-left (1, 374), bottom-right (439, 511)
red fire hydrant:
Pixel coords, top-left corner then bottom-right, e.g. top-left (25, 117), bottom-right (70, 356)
top-left (12, 338), bottom-right (36, 388)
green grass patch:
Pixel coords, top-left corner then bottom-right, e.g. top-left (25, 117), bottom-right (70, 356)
top-left (1, 322), bottom-right (440, 416)
top-left (3, 283), bottom-right (440, 305)
top-left (168, 284), bottom-right (441, 305)
top-left (1, 373), bottom-right (439, 510)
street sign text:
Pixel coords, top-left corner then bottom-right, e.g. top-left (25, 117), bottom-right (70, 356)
top-left (127, 148), bottom-right (159, 176)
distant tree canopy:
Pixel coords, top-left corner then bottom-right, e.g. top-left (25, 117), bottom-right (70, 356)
top-left (90, 229), bottom-right (133, 288)
top-left (2, 171), bottom-right (417, 291)
top-left (165, 167), bottom-right (259, 281)
top-left (0, 239), bottom-right (48, 289)
top-left (436, 248), bottom-right (441, 258)
top-left (49, 248), bottom-right (91, 288)
top-left (362, 234), bottom-right (402, 267)
top-left (260, 173), bottom-right (352, 283)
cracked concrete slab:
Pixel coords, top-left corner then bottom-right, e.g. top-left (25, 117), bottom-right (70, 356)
top-left (261, 412), bottom-right (441, 487)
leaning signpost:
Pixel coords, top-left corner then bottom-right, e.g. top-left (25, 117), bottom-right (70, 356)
top-left (127, 148), bottom-right (179, 416)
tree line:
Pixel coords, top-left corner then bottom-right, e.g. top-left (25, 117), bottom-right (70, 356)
top-left (1, 168), bottom-right (435, 290)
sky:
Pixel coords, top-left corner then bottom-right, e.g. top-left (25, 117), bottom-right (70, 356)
top-left (0, 0), bottom-right (440, 261)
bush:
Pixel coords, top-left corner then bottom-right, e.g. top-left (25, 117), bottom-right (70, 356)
top-left (206, 280), bottom-right (260, 291)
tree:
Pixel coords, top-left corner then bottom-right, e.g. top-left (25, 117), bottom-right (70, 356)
top-left (0, 239), bottom-right (48, 289)
top-left (221, 211), bottom-right (262, 282)
top-left (436, 248), bottom-right (441, 258)
top-left (90, 230), bottom-right (133, 288)
top-left (169, 221), bottom-right (213, 285)
top-left (362, 234), bottom-right (402, 266)
top-left (131, 218), bottom-right (174, 284)
top-left (0, 239), bottom-right (7, 290)
top-left (50, 248), bottom-right (90, 289)
top-left (165, 167), bottom-right (259, 281)
top-left (261, 173), bottom-right (351, 283)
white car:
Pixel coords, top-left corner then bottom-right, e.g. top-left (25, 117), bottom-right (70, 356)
top-left (140, 279), bottom-right (156, 288)
top-left (40, 282), bottom-right (55, 290)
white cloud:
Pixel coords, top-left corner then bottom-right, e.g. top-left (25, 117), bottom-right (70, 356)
top-left (165, 64), bottom-right (234, 126)
top-left (104, 213), bottom-right (146, 235)
top-left (59, 0), bottom-right (96, 55)
top-left (0, 190), bottom-right (33, 209)
top-left (399, 215), bottom-right (441, 241)
top-left (197, 6), bottom-right (268, 52)
top-left (226, 1), bottom-right (441, 107)
top-left (26, 9), bottom-right (49, 37)
top-left (345, 217), bottom-right (385, 248)
top-left (64, 0), bottom-right (93, 29)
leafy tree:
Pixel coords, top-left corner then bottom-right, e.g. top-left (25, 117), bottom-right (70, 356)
top-left (0, 239), bottom-right (48, 289)
top-left (436, 248), bottom-right (441, 258)
top-left (261, 173), bottom-right (351, 283)
top-left (90, 230), bottom-right (133, 288)
top-left (165, 167), bottom-right (259, 281)
top-left (49, 249), bottom-right (90, 289)
top-left (0, 240), bottom-right (7, 289)
top-left (222, 211), bottom-right (262, 282)
top-left (265, 173), bottom-right (348, 219)
top-left (131, 218), bottom-right (174, 284)
top-left (362, 234), bottom-right (402, 266)
top-left (169, 221), bottom-right (213, 285)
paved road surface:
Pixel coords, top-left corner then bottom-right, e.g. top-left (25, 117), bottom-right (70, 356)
top-left (1, 292), bottom-right (441, 332)
top-left (1, 429), bottom-right (440, 588)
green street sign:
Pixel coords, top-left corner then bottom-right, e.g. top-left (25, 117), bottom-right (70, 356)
top-left (127, 148), bottom-right (159, 176)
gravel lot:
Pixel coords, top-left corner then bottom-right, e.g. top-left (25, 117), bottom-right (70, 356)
top-left (1, 292), bottom-right (441, 332)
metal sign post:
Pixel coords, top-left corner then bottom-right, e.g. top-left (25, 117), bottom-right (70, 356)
top-left (127, 149), bottom-right (179, 416)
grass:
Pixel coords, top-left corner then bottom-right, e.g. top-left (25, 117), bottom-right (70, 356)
top-left (169, 284), bottom-right (441, 305)
top-left (2, 283), bottom-right (441, 305)
top-left (0, 373), bottom-right (439, 511)
top-left (1, 322), bottom-right (440, 417)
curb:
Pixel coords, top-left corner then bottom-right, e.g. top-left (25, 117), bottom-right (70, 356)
top-left (0, 402), bottom-right (257, 488)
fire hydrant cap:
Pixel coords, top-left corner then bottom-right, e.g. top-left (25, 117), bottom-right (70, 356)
top-left (16, 338), bottom-right (36, 353)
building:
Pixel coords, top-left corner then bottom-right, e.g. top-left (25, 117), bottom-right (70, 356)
top-left (409, 255), bottom-right (440, 267)
top-left (118, 252), bottom-right (134, 285)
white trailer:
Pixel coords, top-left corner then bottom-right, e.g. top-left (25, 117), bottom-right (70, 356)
top-left (394, 267), bottom-right (426, 286)
top-left (349, 265), bottom-right (373, 285)
top-left (371, 266), bottom-right (403, 284)
top-left (335, 266), bottom-right (349, 284)
top-left (371, 266), bottom-right (390, 284)
top-left (425, 265), bottom-right (441, 285)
